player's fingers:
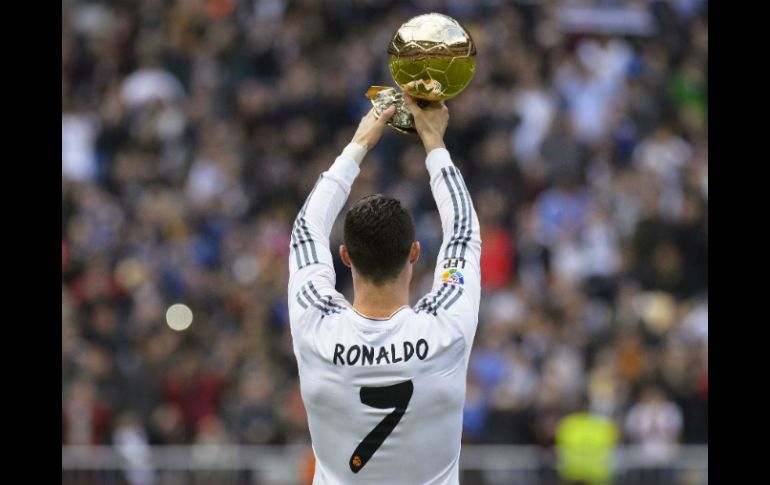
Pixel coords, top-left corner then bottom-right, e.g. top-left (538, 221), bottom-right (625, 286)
top-left (378, 106), bottom-right (396, 123)
top-left (403, 93), bottom-right (419, 114)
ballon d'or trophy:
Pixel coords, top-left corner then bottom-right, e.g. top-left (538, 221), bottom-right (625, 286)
top-left (365, 13), bottom-right (477, 134)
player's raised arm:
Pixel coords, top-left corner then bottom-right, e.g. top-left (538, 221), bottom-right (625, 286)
top-left (287, 107), bottom-right (396, 321)
top-left (404, 95), bottom-right (482, 339)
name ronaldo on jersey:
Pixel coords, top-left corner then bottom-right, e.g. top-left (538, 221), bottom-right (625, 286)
top-left (333, 339), bottom-right (429, 366)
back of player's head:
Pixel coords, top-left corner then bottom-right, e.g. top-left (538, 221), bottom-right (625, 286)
top-left (344, 194), bottom-right (415, 286)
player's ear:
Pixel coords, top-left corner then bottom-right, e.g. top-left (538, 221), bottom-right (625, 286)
top-left (339, 245), bottom-right (353, 268)
top-left (408, 241), bottom-right (420, 265)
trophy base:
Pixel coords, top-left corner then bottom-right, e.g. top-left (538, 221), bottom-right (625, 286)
top-left (365, 86), bottom-right (429, 135)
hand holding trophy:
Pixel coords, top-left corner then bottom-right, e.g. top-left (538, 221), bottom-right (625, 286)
top-left (365, 13), bottom-right (476, 135)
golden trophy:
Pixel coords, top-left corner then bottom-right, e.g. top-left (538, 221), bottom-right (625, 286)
top-left (366, 13), bottom-right (477, 134)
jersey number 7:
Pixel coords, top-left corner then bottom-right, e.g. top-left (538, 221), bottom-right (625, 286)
top-left (349, 380), bottom-right (414, 473)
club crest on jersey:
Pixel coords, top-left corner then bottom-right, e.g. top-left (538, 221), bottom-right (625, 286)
top-left (442, 268), bottom-right (464, 286)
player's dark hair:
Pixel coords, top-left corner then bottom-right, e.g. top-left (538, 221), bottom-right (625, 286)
top-left (344, 194), bottom-right (415, 286)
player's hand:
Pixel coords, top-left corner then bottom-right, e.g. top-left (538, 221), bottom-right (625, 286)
top-left (351, 106), bottom-right (396, 151)
top-left (403, 94), bottom-right (448, 153)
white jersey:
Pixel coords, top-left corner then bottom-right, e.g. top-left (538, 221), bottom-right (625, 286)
top-left (288, 147), bottom-right (481, 485)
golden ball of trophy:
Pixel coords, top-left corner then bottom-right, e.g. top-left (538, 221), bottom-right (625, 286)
top-left (366, 13), bottom-right (476, 134)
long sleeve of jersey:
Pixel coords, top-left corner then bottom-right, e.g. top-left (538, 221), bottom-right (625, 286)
top-left (287, 148), bottom-right (360, 325)
top-left (414, 147), bottom-right (482, 346)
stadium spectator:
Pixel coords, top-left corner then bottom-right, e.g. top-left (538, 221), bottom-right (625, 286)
top-left (555, 397), bottom-right (619, 485)
top-left (624, 385), bottom-right (684, 484)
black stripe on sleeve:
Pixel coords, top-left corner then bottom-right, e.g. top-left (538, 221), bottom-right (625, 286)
top-left (416, 284), bottom-right (447, 314)
top-left (292, 219), bottom-right (311, 268)
top-left (447, 167), bottom-right (469, 259)
top-left (303, 282), bottom-right (343, 318)
top-left (296, 290), bottom-right (309, 309)
top-left (299, 216), bottom-right (319, 266)
top-left (302, 176), bottom-right (323, 265)
top-left (431, 285), bottom-right (457, 315)
top-left (307, 282), bottom-right (343, 313)
top-left (454, 167), bottom-right (474, 259)
top-left (292, 175), bottom-right (323, 269)
top-left (290, 230), bottom-right (306, 269)
top-left (415, 284), bottom-right (452, 315)
top-left (299, 284), bottom-right (333, 315)
top-left (414, 295), bottom-right (431, 313)
top-left (442, 167), bottom-right (469, 259)
top-left (449, 167), bottom-right (472, 259)
top-left (300, 285), bottom-right (317, 311)
top-left (443, 286), bottom-right (465, 310)
top-left (415, 283), bottom-right (465, 315)
top-left (301, 288), bottom-right (339, 317)
top-left (440, 167), bottom-right (462, 259)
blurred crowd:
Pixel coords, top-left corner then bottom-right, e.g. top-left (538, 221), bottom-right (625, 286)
top-left (62, 0), bottom-right (708, 458)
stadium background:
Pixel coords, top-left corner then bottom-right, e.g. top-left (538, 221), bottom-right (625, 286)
top-left (62, 0), bottom-right (707, 483)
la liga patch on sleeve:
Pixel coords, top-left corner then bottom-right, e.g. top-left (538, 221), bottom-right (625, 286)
top-left (441, 268), bottom-right (464, 285)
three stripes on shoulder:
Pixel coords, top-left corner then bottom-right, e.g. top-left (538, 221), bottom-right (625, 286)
top-left (296, 281), bottom-right (343, 317)
top-left (414, 283), bottom-right (464, 316)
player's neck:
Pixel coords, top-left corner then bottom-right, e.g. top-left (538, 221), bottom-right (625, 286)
top-left (352, 275), bottom-right (410, 320)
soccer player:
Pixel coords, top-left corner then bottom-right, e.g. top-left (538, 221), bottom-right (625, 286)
top-left (288, 95), bottom-right (481, 484)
